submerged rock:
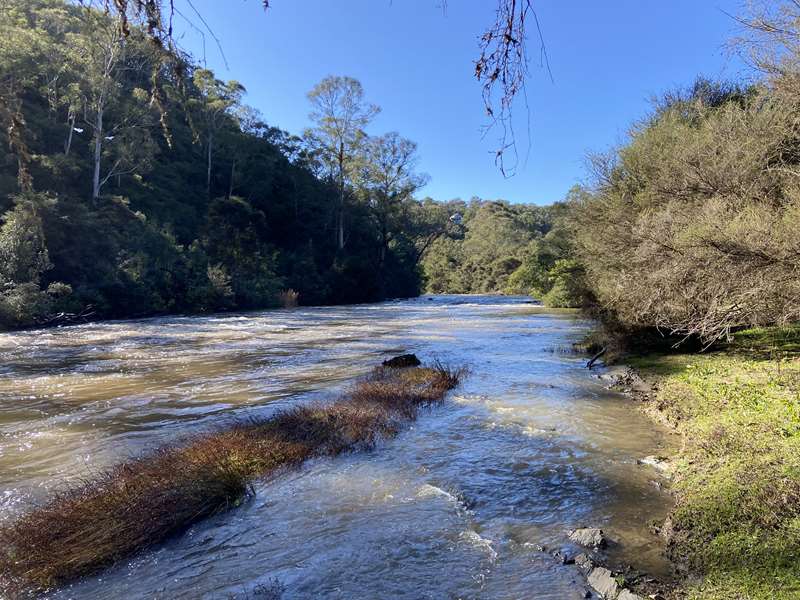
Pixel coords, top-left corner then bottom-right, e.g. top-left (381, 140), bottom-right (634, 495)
top-left (587, 566), bottom-right (619, 599)
top-left (382, 353), bottom-right (421, 368)
top-left (569, 527), bottom-right (607, 549)
top-left (574, 552), bottom-right (595, 574)
top-left (551, 548), bottom-right (576, 565)
top-left (637, 455), bottom-right (671, 476)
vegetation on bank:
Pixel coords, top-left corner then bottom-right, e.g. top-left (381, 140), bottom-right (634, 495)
top-left (0, 362), bottom-right (463, 596)
top-left (420, 195), bottom-right (584, 307)
top-left (565, 6), bottom-right (800, 596)
top-left (627, 325), bottom-right (800, 599)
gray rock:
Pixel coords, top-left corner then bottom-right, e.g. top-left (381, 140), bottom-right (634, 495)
top-left (574, 552), bottom-right (595, 574)
top-left (587, 567), bottom-right (619, 599)
top-left (598, 366), bottom-right (651, 393)
top-left (569, 527), bottom-right (607, 549)
top-left (382, 353), bottom-right (421, 368)
top-left (637, 455), bottom-right (671, 477)
top-left (551, 549), bottom-right (575, 564)
top-left (618, 590), bottom-right (646, 600)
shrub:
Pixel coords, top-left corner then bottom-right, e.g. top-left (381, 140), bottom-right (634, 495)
top-left (574, 81), bottom-right (800, 342)
top-left (277, 288), bottom-right (299, 308)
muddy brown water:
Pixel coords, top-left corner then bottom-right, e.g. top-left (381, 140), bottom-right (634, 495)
top-left (0, 295), bottom-right (674, 599)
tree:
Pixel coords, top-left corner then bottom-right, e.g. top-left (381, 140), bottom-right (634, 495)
top-left (65, 9), bottom-right (159, 200)
top-left (305, 76), bottom-right (379, 250)
top-left (0, 0), bottom-right (81, 191)
top-left (191, 69), bottom-right (245, 197)
top-left (81, 0), bottom-right (544, 175)
top-left (357, 132), bottom-right (427, 282)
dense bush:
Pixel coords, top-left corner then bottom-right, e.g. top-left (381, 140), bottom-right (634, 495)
top-left (573, 76), bottom-right (800, 342)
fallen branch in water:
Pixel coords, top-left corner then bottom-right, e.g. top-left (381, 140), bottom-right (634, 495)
top-left (586, 347), bottom-right (606, 370)
top-left (0, 362), bottom-right (465, 596)
top-left (36, 305), bottom-right (96, 328)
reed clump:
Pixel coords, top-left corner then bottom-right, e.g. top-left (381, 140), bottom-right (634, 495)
top-left (277, 289), bottom-right (300, 308)
top-left (0, 363), bottom-right (464, 597)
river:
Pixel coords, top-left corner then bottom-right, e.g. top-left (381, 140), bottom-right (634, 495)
top-left (0, 295), bottom-right (673, 599)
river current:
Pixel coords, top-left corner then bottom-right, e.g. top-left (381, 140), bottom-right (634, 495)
top-left (0, 295), bottom-right (673, 599)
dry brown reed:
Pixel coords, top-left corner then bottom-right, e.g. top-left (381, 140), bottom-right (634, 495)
top-left (0, 363), bottom-right (464, 597)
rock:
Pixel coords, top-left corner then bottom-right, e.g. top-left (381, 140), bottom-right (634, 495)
top-left (587, 567), bottom-right (619, 599)
top-left (569, 527), bottom-right (607, 549)
top-left (551, 549), bottom-right (575, 565)
top-left (597, 366), bottom-right (651, 393)
top-left (574, 552), bottom-right (595, 574)
top-left (382, 353), bottom-right (421, 368)
top-left (637, 456), bottom-right (671, 477)
top-left (617, 590), bottom-right (645, 600)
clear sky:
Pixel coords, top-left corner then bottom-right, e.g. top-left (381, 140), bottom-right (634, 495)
top-left (174, 0), bottom-right (751, 205)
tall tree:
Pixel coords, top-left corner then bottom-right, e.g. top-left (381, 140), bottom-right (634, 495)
top-left (305, 76), bottom-right (379, 250)
top-left (66, 9), bottom-right (158, 200)
top-left (0, 0), bottom-right (80, 191)
top-left (191, 69), bottom-right (245, 197)
top-left (357, 132), bottom-right (427, 280)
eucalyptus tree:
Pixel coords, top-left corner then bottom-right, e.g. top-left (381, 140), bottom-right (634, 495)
top-left (357, 132), bottom-right (428, 276)
top-left (191, 69), bottom-right (245, 197)
top-left (64, 9), bottom-right (161, 201)
top-left (305, 76), bottom-right (379, 250)
top-left (80, 0), bottom-right (540, 175)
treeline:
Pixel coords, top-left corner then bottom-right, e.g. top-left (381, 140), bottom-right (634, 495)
top-left (420, 195), bottom-right (583, 307)
top-left (0, 0), bottom-right (452, 329)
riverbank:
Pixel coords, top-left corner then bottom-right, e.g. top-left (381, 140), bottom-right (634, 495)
top-left (622, 325), bottom-right (800, 599)
top-left (0, 362), bottom-right (462, 596)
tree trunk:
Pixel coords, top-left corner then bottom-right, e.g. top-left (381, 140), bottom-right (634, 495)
top-left (206, 130), bottom-right (213, 197)
top-left (65, 111), bottom-right (75, 156)
top-left (378, 220), bottom-right (388, 298)
top-left (337, 142), bottom-right (345, 250)
top-left (228, 157), bottom-right (235, 199)
top-left (92, 106), bottom-right (104, 201)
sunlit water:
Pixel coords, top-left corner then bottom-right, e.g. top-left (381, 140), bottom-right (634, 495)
top-left (0, 295), bottom-right (674, 599)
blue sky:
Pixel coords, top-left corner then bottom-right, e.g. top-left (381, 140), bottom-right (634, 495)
top-left (175, 1), bottom-right (751, 204)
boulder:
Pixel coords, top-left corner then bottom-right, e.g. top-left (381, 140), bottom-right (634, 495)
top-left (569, 527), bottom-right (607, 549)
top-left (382, 353), bottom-right (421, 368)
top-left (587, 567), bottom-right (619, 599)
top-left (618, 590), bottom-right (646, 600)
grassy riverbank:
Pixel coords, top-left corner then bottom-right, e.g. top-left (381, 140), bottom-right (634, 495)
top-left (627, 326), bottom-right (800, 599)
top-left (0, 363), bottom-right (462, 596)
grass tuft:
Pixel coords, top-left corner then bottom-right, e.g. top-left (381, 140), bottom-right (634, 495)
top-left (0, 362), bottom-right (464, 597)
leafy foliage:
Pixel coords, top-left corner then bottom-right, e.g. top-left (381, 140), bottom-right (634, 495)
top-left (572, 75), bottom-right (800, 342)
top-left (421, 197), bottom-right (584, 307)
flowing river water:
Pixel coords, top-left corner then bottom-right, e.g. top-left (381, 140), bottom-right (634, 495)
top-left (0, 295), bottom-right (674, 599)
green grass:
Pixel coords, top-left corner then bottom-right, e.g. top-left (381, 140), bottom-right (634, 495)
top-left (630, 324), bottom-right (800, 599)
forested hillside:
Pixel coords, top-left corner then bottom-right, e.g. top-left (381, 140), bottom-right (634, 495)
top-left (421, 192), bottom-right (583, 307)
top-left (0, 0), bottom-right (459, 329)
